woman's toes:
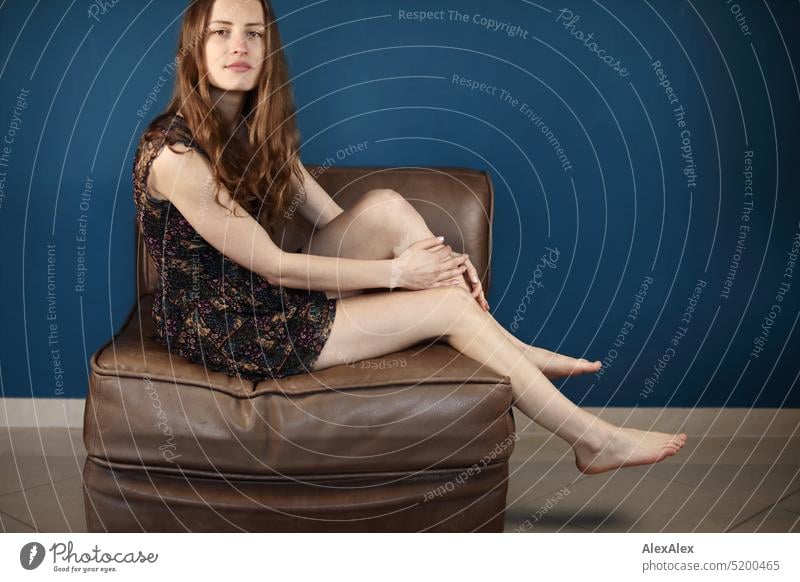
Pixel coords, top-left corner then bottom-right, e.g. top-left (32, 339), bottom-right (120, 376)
top-left (540, 354), bottom-right (602, 378)
top-left (578, 359), bottom-right (601, 372)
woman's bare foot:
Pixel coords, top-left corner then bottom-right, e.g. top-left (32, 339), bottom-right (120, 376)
top-left (573, 426), bottom-right (688, 475)
top-left (528, 347), bottom-right (602, 379)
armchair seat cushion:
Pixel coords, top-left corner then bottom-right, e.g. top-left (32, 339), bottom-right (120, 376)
top-left (87, 295), bottom-right (515, 478)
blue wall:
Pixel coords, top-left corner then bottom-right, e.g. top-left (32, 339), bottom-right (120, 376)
top-left (0, 0), bottom-right (798, 406)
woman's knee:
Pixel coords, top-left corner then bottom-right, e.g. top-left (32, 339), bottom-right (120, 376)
top-left (359, 189), bottom-right (417, 222)
top-left (425, 285), bottom-right (483, 327)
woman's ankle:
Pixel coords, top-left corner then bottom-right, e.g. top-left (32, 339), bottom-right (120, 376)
top-left (572, 418), bottom-right (617, 453)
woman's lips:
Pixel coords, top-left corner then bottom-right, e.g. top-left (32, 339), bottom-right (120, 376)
top-left (227, 64), bottom-right (252, 73)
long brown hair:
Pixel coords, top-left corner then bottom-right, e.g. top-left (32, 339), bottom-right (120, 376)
top-left (145, 0), bottom-right (303, 237)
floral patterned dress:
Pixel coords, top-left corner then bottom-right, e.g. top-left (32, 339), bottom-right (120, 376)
top-left (131, 113), bottom-right (337, 380)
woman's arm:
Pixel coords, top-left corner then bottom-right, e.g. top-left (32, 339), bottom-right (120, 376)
top-left (291, 160), bottom-right (344, 229)
top-left (150, 145), bottom-right (393, 291)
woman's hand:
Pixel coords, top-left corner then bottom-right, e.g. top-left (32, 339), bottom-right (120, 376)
top-left (390, 236), bottom-right (468, 290)
top-left (437, 250), bottom-right (489, 311)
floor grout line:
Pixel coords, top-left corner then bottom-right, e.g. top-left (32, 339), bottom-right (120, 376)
top-left (725, 505), bottom-right (775, 533)
top-left (0, 472), bottom-right (86, 501)
top-left (725, 484), bottom-right (800, 532)
top-left (0, 507), bottom-right (36, 531)
top-left (767, 485), bottom-right (800, 509)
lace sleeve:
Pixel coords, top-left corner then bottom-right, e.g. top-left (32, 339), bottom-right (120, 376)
top-left (132, 115), bottom-right (209, 208)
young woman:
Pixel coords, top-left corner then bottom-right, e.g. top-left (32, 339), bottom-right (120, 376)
top-left (133, 0), bottom-right (686, 475)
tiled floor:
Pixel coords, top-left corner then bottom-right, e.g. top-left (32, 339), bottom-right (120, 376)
top-left (504, 433), bottom-right (800, 532)
top-left (0, 426), bottom-right (798, 533)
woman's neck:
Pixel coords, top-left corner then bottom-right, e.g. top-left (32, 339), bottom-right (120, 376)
top-left (209, 86), bottom-right (246, 133)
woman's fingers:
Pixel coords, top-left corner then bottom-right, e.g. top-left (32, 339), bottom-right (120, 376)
top-left (471, 279), bottom-right (482, 297)
top-left (464, 256), bottom-right (479, 283)
top-left (463, 255), bottom-right (489, 310)
top-left (442, 254), bottom-right (468, 269)
top-left (437, 265), bottom-right (468, 281)
top-left (432, 276), bottom-right (464, 287)
top-left (426, 249), bottom-right (489, 311)
top-left (416, 236), bottom-right (446, 250)
top-left (426, 244), bottom-right (452, 260)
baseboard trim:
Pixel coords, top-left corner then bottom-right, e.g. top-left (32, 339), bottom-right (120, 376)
top-left (1, 398), bottom-right (86, 428)
top-left (2, 399), bottom-right (798, 436)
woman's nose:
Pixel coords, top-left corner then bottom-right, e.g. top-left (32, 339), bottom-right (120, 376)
top-left (232, 34), bottom-right (249, 54)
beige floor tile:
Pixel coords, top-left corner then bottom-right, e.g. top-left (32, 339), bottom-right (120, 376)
top-left (680, 408), bottom-right (800, 437)
top-left (504, 472), bottom-right (589, 533)
top-left (510, 432), bottom-right (797, 468)
top-left (508, 434), bottom-right (576, 469)
top-left (3, 428), bottom-right (84, 456)
top-left (773, 489), bottom-right (800, 514)
top-left (728, 507), bottom-right (800, 532)
top-left (0, 452), bottom-right (86, 496)
top-left (628, 463), bottom-right (800, 516)
top-left (510, 433), bottom-right (574, 464)
top-left (0, 428), bottom-right (86, 495)
top-left (0, 428), bottom-right (10, 453)
top-left (0, 510), bottom-right (35, 532)
top-left (505, 433), bottom-right (583, 531)
top-left (505, 462), bottom-right (581, 520)
top-left (507, 459), bottom-right (578, 488)
top-left (503, 429), bottom-right (793, 533)
top-left (504, 510), bottom-right (591, 533)
top-left (0, 476), bottom-right (87, 532)
top-left (514, 467), bottom-right (771, 532)
top-left (506, 434), bottom-right (584, 500)
top-left (671, 436), bottom-right (799, 465)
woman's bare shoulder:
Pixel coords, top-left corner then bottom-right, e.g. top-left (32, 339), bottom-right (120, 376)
top-left (146, 113), bottom-right (209, 202)
top-left (150, 139), bottom-right (215, 205)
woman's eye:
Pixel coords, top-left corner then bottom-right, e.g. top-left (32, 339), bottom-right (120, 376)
top-left (209, 29), bottom-right (260, 38)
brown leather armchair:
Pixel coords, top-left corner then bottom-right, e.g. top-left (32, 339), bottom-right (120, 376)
top-left (82, 165), bottom-right (516, 532)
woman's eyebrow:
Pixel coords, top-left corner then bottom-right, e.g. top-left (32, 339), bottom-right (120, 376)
top-left (208, 20), bottom-right (265, 26)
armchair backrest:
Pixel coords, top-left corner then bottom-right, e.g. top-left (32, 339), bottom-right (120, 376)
top-left (136, 166), bottom-right (494, 298)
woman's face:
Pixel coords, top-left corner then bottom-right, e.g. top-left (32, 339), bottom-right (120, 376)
top-left (203, 0), bottom-right (265, 92)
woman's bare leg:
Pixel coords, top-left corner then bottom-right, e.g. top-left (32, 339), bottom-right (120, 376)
top-left (312, 285), bottom-right (687, 475)
top-left (485, 317), bottom-right (603, 379)
top-left (302, 188), bottom-right (599, 379)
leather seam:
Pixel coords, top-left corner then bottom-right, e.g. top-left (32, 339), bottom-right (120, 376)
top-left (89, 365), bottom-right (510, 398)
top-left (85, 455), bottom-right (509, 482)
top-left (88, 376), bottom-right (99, 457)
